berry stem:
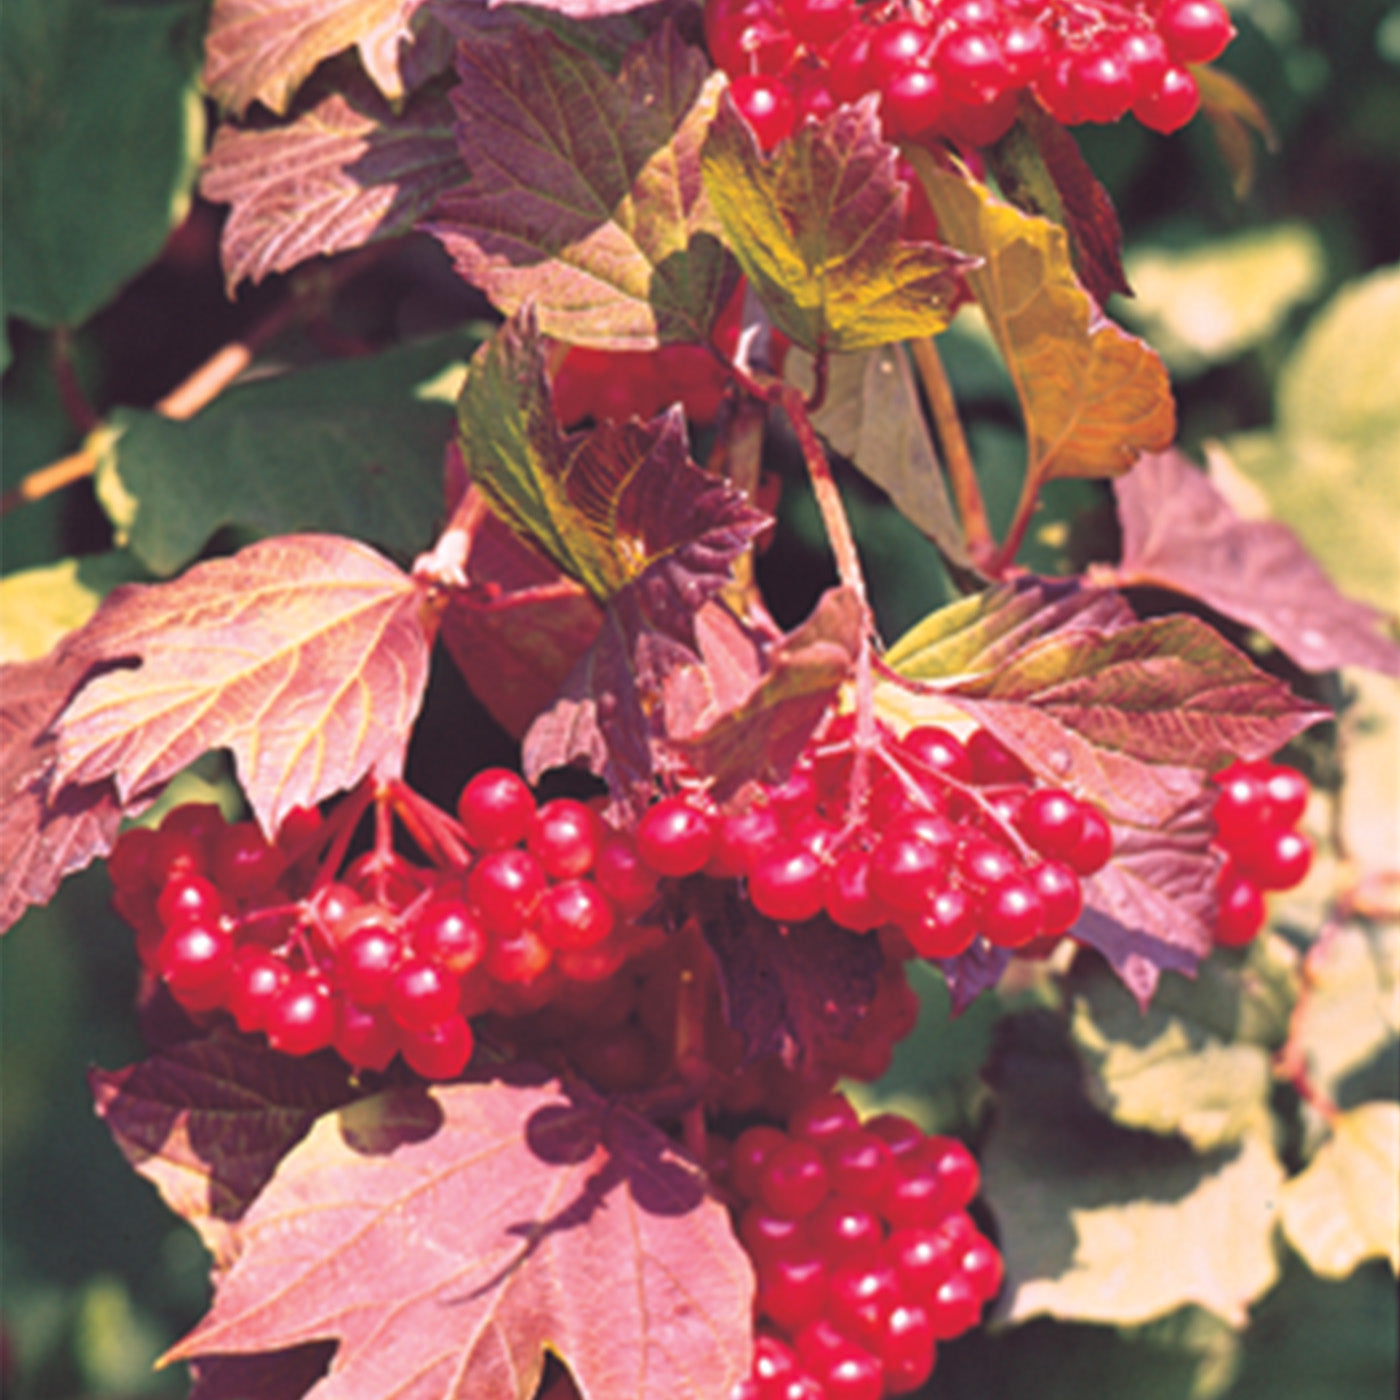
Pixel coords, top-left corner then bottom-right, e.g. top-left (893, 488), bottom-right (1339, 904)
top-left (909, 336), bottom-right (996, 571)
top-left (309, 781), bottom-right (376, 891)
top-left (386, 779), bottom-right (473, 871)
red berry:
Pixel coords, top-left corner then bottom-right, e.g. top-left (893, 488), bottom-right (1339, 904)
top-left (158, 922), bottom-right (234, 1004)
top-left (1065, 806), bottom-right (1113, 875)
top-left (789, 1091), bottom-right (860, 1145)
top-left (535, 879), bottom-right (616, 951)
top-left (936, 28), bottom-right (1011, 105)
top-left (780, 0), bottom-right (855, 47)
top-left (1156, 0), bottom-right (1235, 64)
top-left (740, 1203), bottom-right (809, 1263)
top-left (211, 821), bottom-right (287, 900)
top-left (869, 833), bottom-right (946, 914)
top-left (705, 0), bottom-right (796, 78)
top-left (528, 799), bottom-right (602, 879)
top-left (1029, 860), bottom-right (1084, 934)
top-left (880, 65), bottom-right (947, 139)
top-left (1215, 868), bottom-right (1265, 946)
top-left (1261, 763), bottom-right (1310, 830)
top-left (750, 844), bottom-right (827, 924)
top-left (411, 897), bottom-right (487, 977)
top-left (954, 838), bottom-right (1019, 893)
top-left (400, 1013), bottom-right (474, 1080)
top-left (712, 806), bottom-right (784, 878)
top-left (900, 726), bottom-right (973, 783)
top-left (960, 1234), bottom-right (1004, 1300)
top-left (757, 1246), bottom-right (829, 1329)
top-left (593, 831), bottom-right (660, 915)
top-left (981, 874), bottom-right (1046, 948)
top-left (265, 975), bottom-right (336, 1056)
top-left (156, 873), bottom-right (225, 930)
top-left (880, 1159), bottom-right (947, 1229)
top-left (966, 729), bottom-right (1030, 785)
top-left (1067, 45), bottom-right (1136, 123)
top-left (732, 1123), bottom-right (789, 1200)
top-left (929, 1271), bottom-right (982, 1338)
top-left (337, 919), bottom-right (404, 1007)
top-left (815, 1340), bottom-right (885, 1400)
top-left (879, 1302), bottom-right (937, 1394)
top-left (884, 1225), bottom-right (958, 1298)
top-left (824, 1129), bottom-right (896, 1202)
top-left (107, 826), bottom-right (158, 894)
top-left (807, 1196), bottom-right (885, 1265)
top-left (635, 797), bottom-right (717, 877)
top-left (866, 1113), bottom-right (924, 1159)
top-left (1237, 827), bottom-right (1313, 892)
top-left (457, 768), bottom-right (535, 850)
top-left (823, 847), bottom-right (890, 933)
top-left (825, 1259), bottom-right (901, 1350)
top-left (468, 848), bottom-right (545, 935)
top-left (759, 1139), bottom-right (831, 1219)
top-left (730, 73), bottom-right (798, 150)
top-left (386, 959), bottom-right (459, 1032)
top-left (905, 886), bottom-right (978, 959)
top-left (333, 1000), bottom-right (400, 1072)
top-left (228, 948), bottom-right (290, 1033)
top-left (923, 1136), bottom-right (980, 1210)
top-left (1016, 789), bottom-right (1085, 862)
top-left (484, 925), bottom-right (554, 985)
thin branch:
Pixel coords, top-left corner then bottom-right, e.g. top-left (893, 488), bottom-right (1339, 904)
top-left (909, 335), bottom-right (996, 570)
top-left (987, 462), bottom-right (1043, 577)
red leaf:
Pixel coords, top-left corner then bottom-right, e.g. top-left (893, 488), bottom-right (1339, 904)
top-left (167, 1074), bottom-right (754, 1400)
top-left (0, 644), bottom-right (125, 934)
top-left (204, 0), bottom-right (453, 115)
top-left (1106, 450), bottom-right (1400, 679)
top-left (91, 1033), bottom-right (357, 1269)
top-left (202, 84), bottom-right (463, 288)
top-left (427, 22), bottom-right (734, 347)
top-left (52, 535), bottom-right (434, 835)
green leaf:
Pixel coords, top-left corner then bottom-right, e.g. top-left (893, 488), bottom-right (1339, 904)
top-left (1280, 1103), bottom-right (1400, 1278)
top-left (785, 344), bottom-right (971, 568)
top-left (906, 156), bottom-right (1175, 483)
top-left (984, 1014), bottom-right (1283, 1328)
top-left (1, 0), bottom-right (205, 329)
top-left (1221, 266), bottom-right (1400, 614)
top-left (702, 96), bottom-right (969, 352)
top-left (1119, 224), bottom-right (1327, 375)
top-left (94, 331), bottom-right (483, 575)
top-left (0, 553), bottom-right (147, 663)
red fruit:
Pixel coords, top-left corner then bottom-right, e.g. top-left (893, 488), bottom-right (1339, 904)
top-left (333, 1000), bottom-right (400, 1072)
top-left (884, 1225), bottom-right (958, 1298)
top-left (740, 1203), bottom-right (809, 1263)
top-left (752, 1332), bottom-right (801, 1393)
top-left (1067, 45), bottom-right (1136, 123)
top-left (779, 0), bottom-right (856, 48)
top-left (824, 1129), bottom-right (897, 1202)
top-left (1001, 20), bottom-right (1051, 83)
top-left (922, 1136), bottom-right (980, 1210)
top-left (265, 975), bottom-right (336, 1056)
top-left (731, 73), bottom-right (798, 150)
top-left (528, 799), bottom-right (602, 879)
top-left (965, 729), bottom-right (1030, 785)
top-left (1016, 788), bottom-right (1085, 862)
top-left (705, 0), bottom-right (797, 78)
top-left (757, 1246), bottom-right (829, 1330)
top-left (635, 796), bottom-right (717, 877)
top-left (733, 1123), bottom-right (790, 1199)
top-left (880, 65), bottom-right (946, 139)
top-left (1214, 867), bottom-right (1266, 947)
top-left (593, 831), bottom-right (659, 915)
top-left (1065, 806), bottom-right (1113, 876)
top-left (1118, 28), bottom-right (1170, 99)
top-left (1238, 827), bottom-right (1313, 891)
top-left (1029, 860), bottom-right (1084, 935)
top-left (904, 886), bottom-right (979, 959)
top-left (228, 948), bottom-right (290, 1033)
top-left (825, 1259), bottom-right (902, 1350)
top-left (759, 1139), bottom-right (832, 1219)
top-left (1260, 764), bottom-right (1310, 830)
top-left (158, 922), bottom-right (234, 1004)
top-left (866, 1112), bottom-right (924, 1159)
top-left (936, 28), bottom-right (1011, 105)
top-left (386, 959), bottom-right (459, 1032)
top-left (411, 897), bottom-right (487, 977)
top-left (807, 1196), bottom-right (885, 1264)
top-left (457, 768), bottom-right (535, 850)
top-left (790, 1091), bottom-right (860, 1145)
top-left (1156, 0), bottom-right (1235, 64)
top-left (900, 726), bottom-right (973, 783)
top-left (483, 925), bottom-right (554, 985)
top-left (960, 1234), bottom-right (1004, 1300)
top-left (869, 833), bottom-right (946, 914)
top-left (156, 872), bottom-right (226, 931)
top-left (400, 1013), bottom-right (474, 1080)
top-left (880, 1159), bottom-right (947, 1229)
top-left (468, 848), bottom-right (546, 935)
top-left (337, 921), bottom-right (404, 1007)
top-left (825, 23), bottom-right (875, 103)
top-left (981, 874), bottom-right (1046, 948)
top-left (750, 844), bottom-right (827, 924)
top-left (929, 1271), bottom-right (982, 1338)
top-left (535, 879), bottom-right (616, 951)
top-left (824, 847), bottom-right (890, 933)
top-left (815, 1341), bottom-right (885, 1400)
top-left (954, 838), bottom-right (1019, 893)
top-left (211, 821), bottom-right (287, 900)
top-left (867, 20), bottom-right (933, 89)
top-left (880, 1302), bottom-right (937, 1394)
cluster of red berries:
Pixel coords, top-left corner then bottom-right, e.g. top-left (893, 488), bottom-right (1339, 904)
top-left (629, 718), bottom-right (1113, 960)
top-left (105, 772), bottom-right (670, 1080)
top-left (1209, 758), bottom-right (1313, 947)
top-left (716, 1092), bottom-right (1002, 1398)
top-left (706, 0), bottom-right (1234, 150)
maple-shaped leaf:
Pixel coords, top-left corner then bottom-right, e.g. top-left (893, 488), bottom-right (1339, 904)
top-left (0, 644), bottom-right (124, 935)
top-left (696, 885), bottom-right (886, 1071)
top-left (435, 477), bottom-right (604, 739)
top-left (201, 83), bottom-right (463, 288)
top-left (907, 156), bottom-right (1174, 484)
top-left (167, 1075), bottom-right (754, 1400)
top-left (91, 1032), bottom-right (357, 1269)
top-left (51, 534), bottom-right (433, 836)
top-left (987, 99), bottom-right (1130, 306)
top-left (883, 579), bottom-right (1328, 826)
top-left (203, 0), bottom-right (453, 116)
top-left (1104, 450), bottom-right (1400, 679)
top-left (427, 21), bottom-right (734, 347)
top-left (664, 588), bottom-right (862, 797)
top-left (703, 95), bottom-right (971, 353)
top-left (457, 311), bottom-right (767, 605)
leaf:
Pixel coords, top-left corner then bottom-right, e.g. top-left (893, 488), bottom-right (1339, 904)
top-left (436, 481), bottom-right (604, 739)
top-left (201, 85), bottom-right (464, 289)
top-left (90, 1033), bottom-right (357, 1270)
top-left (0, 644), bottom-right (124, 935)
top-left (664, 588), bottom-right (862, 797)
top-left (697, 886), bottom-right (886, 1072)
top-left (1280, 1103), bottom-right (1400, 1278)
top-left (167, 1075), bottom-right (754, 1400)
top-left (96, 331), bottom-right (483, 576)
top-left (907, 157), bottom-right (1175, 484)
top-left (427, 22), bottom-right (734, 347)
top-left (1118, 224), bottom-right (1326, 375)
top-left (203, 0), bottom-right (452, 116)
top-left (1105, 450), bottom-right (1400, 678)
top-left (189, 1344), bottom-right (336, 1400)
top-left (0, 552), bottom-right (147, 664)
top-left (1069, 953), bottom-right (1280, 1151)
top-left (51, 534), bottom-right (433, 835)
top-left (987, 100), bottom-right (1130, 306)
top-left (457, 312), bottom-right (767, 603)
top-left (883, 578), bottom-right (1328, 825)
top-left (983, 1013), bottom-right (1283, 1328)
top-left (702, 96), bottom-right (970, 353)
top-left (785, 345), bottom-right (970, 568)
top-left (1, 0), bottom-right (205, 329)
top-left (1193, 65), bottom-right (1277, 200)
top-left (1222, 266), bottom-right (1400, 614)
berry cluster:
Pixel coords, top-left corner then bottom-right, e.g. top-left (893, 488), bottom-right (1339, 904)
top-left (629, 718), bottom-right (1112, 960)
top-left (1209, 758), bottom-right (1313, 947)
top-left (105, 772), bottom-right (667, 1080)
top-left (717, 1092), bottom-right (1002, 1398)
top-left (706, 0), bottom-right (1235, 149)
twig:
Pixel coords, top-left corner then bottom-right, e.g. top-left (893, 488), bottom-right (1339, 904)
top-left (909, 335), bottom-right (996, 570)
top-left (987, 464), bottom-right (1045, 578)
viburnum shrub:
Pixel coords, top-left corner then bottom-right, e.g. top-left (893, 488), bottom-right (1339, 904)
top-left (3, 1), bottom-right (1399, 1398)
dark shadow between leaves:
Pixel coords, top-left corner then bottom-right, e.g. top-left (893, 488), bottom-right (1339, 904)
top-left (336, 1085), bottom-right (444, 1155)
top-left (187, 1340), bottom-right (337, 1400)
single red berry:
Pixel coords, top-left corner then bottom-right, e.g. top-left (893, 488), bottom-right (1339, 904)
top-left (731, 72), bottom-right (798, 150)
top-left (789, 1091), bottom-right (860, 1145)
top-left (1260, 763), bottom-right (1310, 830)
top-left (711, 806), bottom-right (784, 879)
top-left (483, 924), bottom-right (554, 985)
top-left (759, 1139), bottom-right (832, 1219)
top-left (824, 1129), bottom-right (897, 1202)
top-left (740, 1203), bottom-right (809, 1263)
top-left (1117, 28), bottom-right (1170, 99)
top-left (211, 821), bottom-right (287, 900)
top-left (883, 1225), bottom-right (958, 1298)
top-left (922, 1136), bottom-right (980, 1210)
top-left (936, 28), bottom-right (1011, 105)
top-left (333, 1000), bottom-right (400, 1073)
top-left (954, 838), bottom-right (1019, 893)
top-left (867, 20), bottom-right (933, 88)
top-left (535, 879), bottom-right (617, 951)
top-left (265, 975), bottom-right (337, 1056)
top-left (870, 833), bottom-right (946, 914)
top-left (705, 0), bottom-right (796, 78)
top-left (880, 1159), bottom-right (947, 1229)
top-left (528, 799), bottom-right (602, 879)
top-left (228, 948), bottom-right (290, 1033)
top-left (1001, 20), bottom-right (1051, 83)
top-left (593, 831), bottom-right (659, 915)
top-left (900, 725), bottom-right (974, 783)
top-left (880, 65), bottom-right (947, 139)
top-left (157, 873), bottom-right (225, 930)
top-left (1064, 806), bottom-right (1113, 876)
top-left (960, 1234), bottom-right (1005, 1300)
top-left (751, 844), bottom-right (827, 924)
top-left (813, 1340), bottom-right (885, 1400)
top-left (825, 23), bottom-right (875, 103)
top-left (806, 1196), bottom-right (885, 1265)
top-left (823, 847), bottom-right (890, 933)
top-left (457, 768), bottom-right (535, 850)
top-left (400, 1012), bottom-right (474, 1080)
top-left (411, 896), bottom-right (487, 977)
top-left (825, 1259), bottom-right (902, 1351)
top-left (1212, 760), bottom-right (1272, 849)
top-left (336, 919), bottom-right (404, 1007)
top-left (1237, 827), bottom-right (1313, 891)
top-left (966, 729), bottom-right (1030, 785)
top-left (866, 1113), bottom-right (924, 1160)
top-left (929, 1271), bottom-right (982, 1338)
top-left (1156, 0), bottom-right (1235, 64)
top-left (981, 874), bottom-right (1047, 948)
top-left (1029, 859), bottom-right (1084, 934)
top-left (879, 1302), bottom-right (937, 1394)
top-left (1016, 788), bottom-right (1085, 862)
top-left (1067, 45), bottom-right (1136, 122)
top-left (756, 1246), bottom-right (829, 1330)
top-left (779, 0), bottom-right (856, 47)
top-left (905, 885), bottom-right (979, 959)
top-left (468, 848), bottom-right (546, 935)
top-left (386, 959), bottom-right (459, 1032)
top-left (752, 1332), bottom-right (801, 1393)
top-left (158, 922), bottom-right (234, 1005)
top-left (635, 796), bottom-right (717, 877)
top-left (1214, 868), bottom-right (1266, 946)
top-left (732, 1123), bottom-right (789, 1200)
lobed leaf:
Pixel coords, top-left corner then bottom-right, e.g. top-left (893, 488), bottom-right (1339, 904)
top-left (203, 0), bottom-right (452, 116)
top-left (907, 157), bottom-right (1174, 484)
top-left (51, 534), bottom-right (434, 835)
top-left (97, 331), bottom-right (483, 576)
top-left (168, 1074), bottom-right (754, 1400)
top-left (702, 96), bottom-right (970, 353)
top-left (201, 85), bottom-right (464, 289)
top-left (91, 1033), bottom-right (357, 1269)
top-left (1106, 450), bottom-right (1400, 678)
top-left (427, 22), bottom-right (734, 347)
top-left (1279, 1103), bottom-right (1400, 1278)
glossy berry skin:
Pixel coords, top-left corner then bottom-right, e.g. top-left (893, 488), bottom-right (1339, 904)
top-left (869, 833), bottom-right (946, 914)
top-left (411, 899), bottom-right (486, 977)
top-left (337, 922), bottom-right (403, 1006)
top-left (457, 768), bottom-right (535, 850)
top-left (730, 72), bottom-right (797, 150)
top-left (1016, 789), bottom-right (1085, 862)
top-left (1157, 0), bottom-right (1235, 64)
top-left (400, 1013), bottom-right (474, 1080)
top-left (334, 1001), bottom-right (400, 1073)
top-left (750, 845), bottom-right (827, 924)
top-left (593, 833), bottom-right (659, 915)
top-left (1065, 806), bottom-right (1113, 876)
top-left (156, 874), bottom-right (225, 930)
top-left (211, 822), bottom-right (287, 900)
top-left (1215, 869), bottom-right (1266, 947)
top-left (528, 800), bottom-right (602, 879)
top-left (265, 975), bottom-right (336, 1056)
top-left (386, 959), bottom-right (459, 1032)
top-left (1238, 828), bottom-right (1313, 891)
top-left (635, 797), bottom-right (717, 877)
top-left (534, 879), bottom-right (616, 951)
top-left (880, 1302), bottom-right (937, 1394)
top-left (468, 849), bottom-right (546, 935)
top-left (158, 922), bottom-right (234, 1004)
top-left (759, 1139), bottom-right (831, 1219)
top-left (981, 876), bottom-right (1046, 948)
top-left (904, 887), bottom-right (978, 959)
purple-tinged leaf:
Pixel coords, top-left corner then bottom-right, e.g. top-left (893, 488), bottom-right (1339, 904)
top-left (988, 100), bottom-right (1131, 306)
top-left (189, 1344), bottom-right (335, 1400)
top-left (1104, 450), bottom-right (1400, 678)
top-left (204, 0), bottom-right (453, 116)
top-left (884, 579), bottom-right (1328, 826)
top-left (935, 941), bottom-right (1014, 1015)
top-left (698, 886), bottom-right (886, 1071)
top-left (702, 96), bottom-right (971, 353)
top-left (168, 1075), bottom-right (753, 1400)
top-left (202, 84), bottom-right (463, 289)
top-left (91, 1033), bottom-right (357, 1269)
top-left (427, 22), bottom-right (734, 347)
top-left (51, 535), bottom-right (434, 837)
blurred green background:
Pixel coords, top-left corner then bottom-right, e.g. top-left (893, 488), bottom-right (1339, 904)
top-left (3, 0), bottom-right (1398, 1395)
